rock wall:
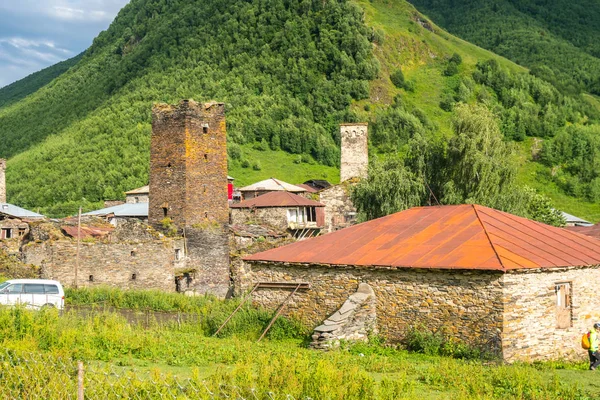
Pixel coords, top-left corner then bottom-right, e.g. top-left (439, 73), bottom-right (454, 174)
top-left (184, 226), bottom-right (230, 297)
top-left (245, 262), bottom-right (504, 353)
top-left (503, 266), bottom-right (600, 362)
top-left (340, 123), bottom-right (368, 182)
top-left (319, 182), bottom-right (357, 233)
top-left (230, 208), bottom-right (288, 231)
top-left (23, 240), bottom-right (176, 291)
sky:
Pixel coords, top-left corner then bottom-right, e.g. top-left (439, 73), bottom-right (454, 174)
top-left (0, 0), bottom-right (130, 88)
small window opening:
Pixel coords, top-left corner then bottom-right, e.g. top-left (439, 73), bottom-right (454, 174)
top-left (1, 228), bottom-right (13, 239)
top-left (204, 154), bottom-right (208, 161)
top-left (163, 207), bottom-right (168, 217)
top-left (202, 123), bottom-right (209, 134)
top-left (167, 163), bottom-right (172, 168)
top-left (131, 250), bottom-right (136, 257)
top-left (18, 228), bottom-right (26, 237)
top-left (131, 273), bottom-right (137, 280)
top-left (556, 282), bottom-right (572, 329)
top-left (89, 275), bottom-right (94, 282)
top-left (203, 184), bottom-right (207, 193)
top-left (134, 197), bottom-right (139, 203)
top-left (175, 249), bottom-right (182, 261)
top-left (204, 211), bottom-right (208, 218)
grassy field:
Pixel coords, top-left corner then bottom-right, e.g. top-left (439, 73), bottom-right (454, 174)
top-left (0, 287), bottom-right (594, 399)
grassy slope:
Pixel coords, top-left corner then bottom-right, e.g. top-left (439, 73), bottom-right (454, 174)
top-left (0, 53), bottom-right (82, 108)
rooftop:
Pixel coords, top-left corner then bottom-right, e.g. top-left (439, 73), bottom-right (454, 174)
top-left (245, 204), bottom-right (600, 271)
top-left (230, 191), bottom-right (324, 209)
top-left (0, 203), bottom-right (45, 219)
top-left (125, 185), bottom-right (149, 195)
top-left (83, 203), bottom-right (148, 218)
top-left (238, 178), bottom-right (306, 193)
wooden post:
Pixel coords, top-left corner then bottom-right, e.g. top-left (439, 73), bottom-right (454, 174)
top-left (75, 206), bottom-right (82, 289)
top-left (77, 361), bottom-right (84, 400)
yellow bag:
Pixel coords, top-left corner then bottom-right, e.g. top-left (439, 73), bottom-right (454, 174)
top-left (582, 332), bottom-right (591, 350)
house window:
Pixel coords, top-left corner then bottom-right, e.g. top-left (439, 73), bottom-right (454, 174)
top-left (287, 208), bottom-right (298, 224)
top-left (18, 228), bottom-right (26, 237)
top-left (307, 207), bottom-right (316, 222)
top-left (175, 249), bottom-right (182, 261)
top-left (1, 228), bottom-right (12, 239)
top-left (134, 197), bottom-right (139, 203)
top-left (556, 282), bottom-right (572, 329)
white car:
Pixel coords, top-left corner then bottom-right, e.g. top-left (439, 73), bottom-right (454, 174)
top-left (0, 279), bottom-right (65, 310)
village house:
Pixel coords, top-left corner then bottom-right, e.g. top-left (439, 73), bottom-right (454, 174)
top-left (241, 204), bottom-right (600, 362)
top-left (83, 202), bottom-right (149, 226)
top-left (238, 178), bottom-right (306, 201)
top-left (230, 191), bottom-right (325, 237)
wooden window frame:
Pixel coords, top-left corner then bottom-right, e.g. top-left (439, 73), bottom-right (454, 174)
top-left (555, 281), bottom-right (573, 329)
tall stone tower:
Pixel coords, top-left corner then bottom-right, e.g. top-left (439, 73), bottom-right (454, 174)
top-left (149, 100), bottom-right (230, 297)
top-left (0, 159), bottom-right (6, 204)
top-left (340, 123), bottom-right (368, 182)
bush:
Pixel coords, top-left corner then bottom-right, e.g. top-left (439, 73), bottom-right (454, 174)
top-left (252, 160), bottom-right (262, 170)
top-left (390, 69), bottom-right (406, 88)
top-left (241, 159), bottom-right (251, 168)
top-left (227, 143), bottom-right (242, 160)
top-left (403, 325), bottom-right (492, 360)
top-left (444, 62), bottom-right (459, 76)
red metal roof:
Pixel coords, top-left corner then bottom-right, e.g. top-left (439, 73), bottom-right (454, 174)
top-left (230, 191), bottom-right (324, 209)
top-left (244, 204), bottom-right (600, 271)
top-left (296, 184), bottom-right (318, 193)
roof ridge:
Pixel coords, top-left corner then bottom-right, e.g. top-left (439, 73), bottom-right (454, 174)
top-left (472, 204), bottom-right (505, 271)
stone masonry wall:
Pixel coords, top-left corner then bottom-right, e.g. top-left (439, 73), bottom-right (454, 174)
top-left (184, 227), bottom-right (230, 297)
top-left (0, 158), bottom-right (6, 203)
top-left (502, 266), bottom-right (600, 362)
top-left (23, 240), bottom-right (175, 292)
top-left (340, 123), bottom-right (368, 182)
top-left (230, 208), bottom-right (288, 231)
top-left (319, 182), bottom-right (357, 233)
top-left (245, 262), bottom-right (504, 353)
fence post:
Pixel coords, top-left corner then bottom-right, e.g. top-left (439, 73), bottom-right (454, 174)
top-left (77, 361), bottom-right (84, 400)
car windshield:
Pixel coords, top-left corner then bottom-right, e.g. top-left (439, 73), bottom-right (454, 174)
top-left (0, 282), bottom-right (9, 291)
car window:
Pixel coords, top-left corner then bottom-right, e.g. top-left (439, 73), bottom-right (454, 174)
top-left (44, 285), bottom-right (59, 294)
top-left (0, 282), bottom-right (9, 291)
top-left (23, 284), bottom-right (45, 294)
top-left (6, 284), bottom-right (22, 294)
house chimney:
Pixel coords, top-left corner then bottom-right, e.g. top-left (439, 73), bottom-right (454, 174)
top-left (340, 123), bottom-right (368, 182)
top-left (0, 159), bottom-right (6, 203)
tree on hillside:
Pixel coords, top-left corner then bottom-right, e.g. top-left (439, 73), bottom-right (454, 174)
top-left (351, 104), bottom-right (564, 226)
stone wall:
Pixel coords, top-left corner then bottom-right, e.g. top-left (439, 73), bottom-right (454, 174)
top-left (340, 123), bottom-right (368, 182)
top-left (319, 182), bottom-right (357, 233)
top-left (0, 217), bottom-right (29, 254)
top-left (502, 266), bottom-right (600, 362)
top-left (184, 226), bottom-right (230, 297)
top-left (23, 239), bottom-right (176, 292)
top-left (125, 194), bottom-right (149, 204)
top-left (230, 208), bottom-right (289, 231)
top-left (245, 262), bottom-right (504, 353)
top-left (0, 158), bottom-right (6, 203)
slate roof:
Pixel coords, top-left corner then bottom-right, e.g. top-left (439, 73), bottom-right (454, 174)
top-left (0, 203), bottom-right (45, 218)
top-left (238, 178), bottom-right (306, 193)
top-left (244, 204), bottom-right (600, 271)
top-left (83, 203), bottom-right (148, 217)
top-left (230, 191), bottom-right (324, 208)
top-left (125, 185), bottom-right (149, 195)
top-left (560, 211), bottom-right (592, 226)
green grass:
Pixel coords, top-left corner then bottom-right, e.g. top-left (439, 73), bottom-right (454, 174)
top-left (515, 138), bottom-right (600, 223)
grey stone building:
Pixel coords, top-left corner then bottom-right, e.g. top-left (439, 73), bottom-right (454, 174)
top-left (242, 204), bottom-right (600, 362)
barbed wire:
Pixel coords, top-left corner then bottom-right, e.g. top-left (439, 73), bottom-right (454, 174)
top-left (0, 351), bottom-right (310, 400)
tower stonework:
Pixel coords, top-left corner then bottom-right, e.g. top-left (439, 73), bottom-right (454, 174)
top-left (149, 100), bottom-right (230, 297)
top-left (0, 159), bottom-right (6, 203)
top-left (340, 123), bottom-right (368, 182)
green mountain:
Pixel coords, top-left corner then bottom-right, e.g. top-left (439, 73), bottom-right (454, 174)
top-left (0, 53), bottom-right (83, 109)
top-left (407, 0), bottom-right (600, 95)
top-left (1, 0), bottom-right (599, 221)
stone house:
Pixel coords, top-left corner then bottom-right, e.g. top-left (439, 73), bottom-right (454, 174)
top-left (238, 178), bottom-right (307, 201)
top-left (242, 204), bottom-right (600, 362)
top-left (125, 185), bottom-right (150, 204)
top-left (230, 191), bottom-right (325, 235)
top-left (84, 202), bottom-right (149, 226)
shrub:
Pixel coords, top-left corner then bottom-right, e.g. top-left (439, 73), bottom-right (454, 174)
top-left (227, 143), bottom-right (242, 160)
top-left (240, 159), bottom-right (251, 168)
top-left (390, 69), bottom-right (406, 88)
top-left (252, 161), bottom-right (262, 170)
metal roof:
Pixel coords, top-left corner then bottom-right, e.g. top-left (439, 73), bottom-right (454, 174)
top-left (244, 204), bottom-right (600, 271)
top-left (83, 203), bottom-right (148, 217)
top-left (230, 191), bottom-right (324, 208)
top-left (560, 211), bottom-right (592, 226)
top-left (0, 203), bottom-right (45, 218)
top-left (125, 185), bottom-right (149, 195)
top-left (565, 224), bottom-right (600, 239)
top-left (238, 178), bottom-right (306, 193)
top-left (296, 184), bottom-right (318, 193)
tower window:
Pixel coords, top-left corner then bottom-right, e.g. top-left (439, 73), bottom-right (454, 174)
top-left (202, 123), bottom-right (209, 134)
top-left (163, 207), bottom-right (168, 217)
top-left (131, 273), bottom-right (137, 281)
top-left (167, 163), bottom-right (172, 168)
top-left (204, 154), bottom-right (208, 161)
top-left (131, 250), bottom-right (136, 257)
top-left (204, 211), bottom-right (208, 218)
top-left (89, 275), bottom-right (94, 282)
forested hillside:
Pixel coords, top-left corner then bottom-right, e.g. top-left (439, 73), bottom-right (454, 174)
top-left (0, 54), bottom-right (82, 109)
top-left (1, 0), bottom-right (600, 221)
top-left (408, 0), bottom-right (600, 95)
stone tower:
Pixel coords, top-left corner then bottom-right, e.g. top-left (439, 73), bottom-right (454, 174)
top-left (340, 123), bottom-right (368, 182)
top-left (0, 159), bottom-right (6, 204)
top-left (149, 100), bottom-right (230, 297)
top-left (149, 100), bottom-right (228, 227)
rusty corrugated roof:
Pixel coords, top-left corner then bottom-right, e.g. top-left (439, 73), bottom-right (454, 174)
top-left (230, 191), bottom-right (324, 209)
top-left (565, 224), bottom-right (600, 240)
top-left (244, 204), bottom-right (600, 271)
